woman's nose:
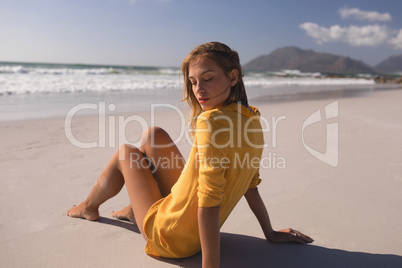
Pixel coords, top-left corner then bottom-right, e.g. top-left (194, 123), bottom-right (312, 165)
top-left (194, 81), bottom-right (205, 93)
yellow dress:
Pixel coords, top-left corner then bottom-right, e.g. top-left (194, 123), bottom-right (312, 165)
top-left (143, 103), bottom-right (264, 258)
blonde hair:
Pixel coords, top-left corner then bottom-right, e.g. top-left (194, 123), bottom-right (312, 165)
top-left (181, 42), bottom-right (248, 133)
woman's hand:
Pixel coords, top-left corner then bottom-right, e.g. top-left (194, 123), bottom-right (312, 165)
top-left (268, 228), bottom-right (314, 244)
top-left (244, 188), bottom-right (313, 245)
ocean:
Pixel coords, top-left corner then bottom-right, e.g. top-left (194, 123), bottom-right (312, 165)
top-left (0, 61), bottom-right (379, 121)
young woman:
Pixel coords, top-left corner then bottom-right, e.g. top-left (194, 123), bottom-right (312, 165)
top-left (67, 42), bottom-right (313, 267)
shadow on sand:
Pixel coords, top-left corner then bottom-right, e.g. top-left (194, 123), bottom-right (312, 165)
top-left (98, 216), bottom-right (141, 233)
top-left (152, 232), bottom-right (402, 268)
top-left (97, 218), bottom-right (401, 267)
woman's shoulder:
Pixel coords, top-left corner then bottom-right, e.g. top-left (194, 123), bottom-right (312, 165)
top-left (198, 103), bottom-right (260, 121)
top-left (198, 109), bottom-right (223, 121)
top-left (196, 109), bottom-right (223, 131)
top-left (196, 107), bottom-right (235, 129)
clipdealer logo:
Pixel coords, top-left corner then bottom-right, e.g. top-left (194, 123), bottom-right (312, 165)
top-left (302, 101), bottom-right (339, 167)
top-left (64, 101), bottom-right (339, 168)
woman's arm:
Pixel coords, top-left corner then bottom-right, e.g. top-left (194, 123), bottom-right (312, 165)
top-left (244, 187), bottom-right (275, 240)
top-left (244, 187), bottom-right (313, 244)
top-left (198, 206), bottom-right (220, 268)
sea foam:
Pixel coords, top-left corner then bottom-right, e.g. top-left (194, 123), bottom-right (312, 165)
top-left (0, 62), bottom-right (379, 121)
top-left (0, 63), bottom-right (375, 96)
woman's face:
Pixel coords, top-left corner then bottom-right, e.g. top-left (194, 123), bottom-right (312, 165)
top-left (189, 57), bottom-right (238, 111)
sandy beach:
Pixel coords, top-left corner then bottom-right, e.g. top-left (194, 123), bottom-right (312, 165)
top-left (1, 88), bottom-right (402, 267)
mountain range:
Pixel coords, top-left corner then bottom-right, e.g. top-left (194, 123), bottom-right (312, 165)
top-left (243, 47), bottom-right (402, 75)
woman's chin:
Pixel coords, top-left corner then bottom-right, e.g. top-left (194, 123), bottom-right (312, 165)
top-left (199, 103), bottom-right (210, 110)
top-left (199, 100), bottom-right (226, 111)
top-left (201, 105), bottom-right (214, 111)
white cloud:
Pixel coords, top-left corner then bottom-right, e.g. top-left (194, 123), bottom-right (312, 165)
top-left (389, 29), bottom-right (402, 49)
top-left (339, 7), bottom-right (391, 22)
top-left (299, 23), bottom-right (340, 44)
top-left (346, 25), bottom-right (389, 46)
top-left (299, 23), bottom-right (389, 46)
top-left (300, 7), bottom-right (402, 50)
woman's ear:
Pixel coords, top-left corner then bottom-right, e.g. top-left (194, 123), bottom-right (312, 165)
top-left (230, 69), bottom-right (239, 87)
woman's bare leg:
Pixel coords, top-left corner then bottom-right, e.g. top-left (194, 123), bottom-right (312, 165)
top-left (68, 127), bottom-right (184, 238)
top-left (140, 127), bottom-right (185, 196)
top-left (67, 144), bottom-right (162, 238)
top-left (112, 127), bottom-right (185, 221)
top-left (116, 144), bottom-right (162, 238)
top-left (67, 149), bottom-right (127, 221)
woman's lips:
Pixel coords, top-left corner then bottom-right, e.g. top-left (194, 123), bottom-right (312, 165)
top-left (198, 97), bottom-right (210, 104)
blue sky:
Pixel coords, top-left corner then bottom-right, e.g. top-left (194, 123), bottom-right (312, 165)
top-left (1, 0), bottom-right (401, 67)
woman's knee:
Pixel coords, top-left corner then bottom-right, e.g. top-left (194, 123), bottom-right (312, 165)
top-left (118, 143), bottom-right (139, 155)
top-left (142, 126), bottom-right (169, 139)
top-left (119, 144), bottom-right (154, 172)
top-left (117, 144), bottom-right (147, 168)
top-left (141, 126), bottom-right (173, 148)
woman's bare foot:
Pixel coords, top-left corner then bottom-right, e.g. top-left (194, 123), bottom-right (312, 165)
top-left (111, 205), bottom-right (136, 225)
top-left (67, 202), bottom-right (100, 221)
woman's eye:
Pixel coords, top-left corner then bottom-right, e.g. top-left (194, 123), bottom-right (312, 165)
top-left (204, 77), bottom-right (213, 82)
